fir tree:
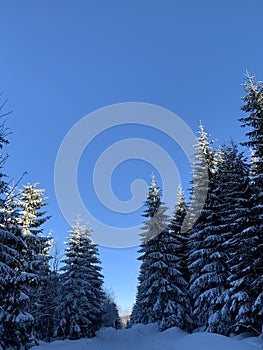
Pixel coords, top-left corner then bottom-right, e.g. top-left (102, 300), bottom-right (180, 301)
top-left (17, 183), bottom-right (51, 277)
top-left (0, 106), bottom-right (35, 349)
top-left (184, 123), bottom-right (216, 233)
top-left (17, 183), bottom-right (52, 340)
top-left (2, 188), bottom-right (38, 349)
top-left (238, 73), bottom-right (263, 334)
top-left (131, 177), bottom-right (192, 332)
top-left (56, 217), bottom-right (104, 339)
top-left (130, 176), bottom-right (169, 325)
top-left (202, 141), bottom-right (253, 335)
top-left (187, 124), bottom-right (220, 331)
top-left (159, 186), bottom-right (193, 332)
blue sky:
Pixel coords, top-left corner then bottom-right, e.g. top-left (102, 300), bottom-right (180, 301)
top-left (0, 0), bottom-right (263, 313)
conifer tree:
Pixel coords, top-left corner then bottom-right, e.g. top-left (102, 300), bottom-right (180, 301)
top-left (159, 186), bottom-right (193, 332)
top-left (17, 183), bottom-right (52, 340)
top-left (200, 141), bottom-right (250, 334)
top-left (169, 186), bottom-right (190, 286)
top-left (211, 142), bottom-right (252, 335)
top-left (0, 188), bottom-right (36, 349)
top-left (130, 176), bottom-right (169, 325)
top-left (0, 107), bottom-right (35, 349)
top-left (238, 73), bottom-right (263, 334)
top-left (56, 217), bottom-right (104, 339)
top-left (131, 177), bottom-right (192, 331)
top-left (184, 123), bottom-right (215, 233)
top-left (17, 183), bottom-right (51, 277)
top-left (187, 124), bottom-right (219, 331)
top-left (102, 292), bottom-right (121, 329)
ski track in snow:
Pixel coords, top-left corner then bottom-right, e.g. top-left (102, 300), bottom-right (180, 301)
top-left (32, 323), bottom-right (262, 350)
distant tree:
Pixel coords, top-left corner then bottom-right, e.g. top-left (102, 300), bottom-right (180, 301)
top-left (55, 217), bottom-right (104, 339)
top-left (121, 313), bottom-right (131, 329)
top-left (50, 238), bottom-right (63, 273)
top-left (102, 291), bottom-right (121, 329)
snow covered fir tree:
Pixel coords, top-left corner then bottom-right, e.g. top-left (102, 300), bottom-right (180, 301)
top-left (130, 75), bottom-right (263, 337)
top-left (161, 186), bottom-right (193, 332)
top-left (206, 142), bottom-right (252, 335)
top-left (238, 73), bottom-right (263, 334)
top-left (130, 177), bottom-right (192, 332)
top-left (130, 176), bottom-right (169, 325)
top-left (187, 124), bottom-right (229, 333)
top-left (17, 183), bottom-right (52, 341)
top-left (0, 110), bottom-right (35, 349)
top-left (0, 73), bottom-right (263, 348)
top-left (55, 216), bottom-right (104, 340)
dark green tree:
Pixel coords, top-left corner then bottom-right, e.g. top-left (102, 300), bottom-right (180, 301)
top-left (56, 217), bottom-right (104, 339)
top-left (159, 186), bottom-right (193, 332)
top-left (131, 177), bottom-right (192, 332)
top-left (238, 73), bottom-right (263, 334)
top-left (0, 102), bottom-right (35, 349)
top-left (187, 124), bottom-right (220, 331)
top-left (17, 183), bottom-right (52, 340)
top-left (130, 176), bottom-right (169, 325)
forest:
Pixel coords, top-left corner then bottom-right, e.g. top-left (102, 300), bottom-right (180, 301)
top-left (0, 73), bottom-right (262, 349)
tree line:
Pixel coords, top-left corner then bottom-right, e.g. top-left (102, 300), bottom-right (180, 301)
top-left (0, 109), bottom-right (121, 348)
top-left (0, 73), bottom-right (262, 349)
top-left (129, 73), bottom-right (263, 337)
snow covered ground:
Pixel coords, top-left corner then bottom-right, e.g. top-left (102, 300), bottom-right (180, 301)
top-left (32, 323), bottom-right (262, 350)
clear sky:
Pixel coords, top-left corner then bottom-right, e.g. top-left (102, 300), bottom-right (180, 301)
top-left (0, 0), bottom-right (263, 314)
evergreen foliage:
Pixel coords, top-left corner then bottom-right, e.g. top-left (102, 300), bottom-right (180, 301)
top-left (55, 217), bottom-right (104, 339)
top-left (187, 124), bottom-right (219, 331)
top-left (102, 292), bottom-right (122, 329)
top-left (1, 73), bottom-right (263, 346)
top-left (131, 178), bottom-right (192, 332)
top-left (0, 108), bottom-right (35, 349)
top-left (160, 186), bottom-right (193, 332)
top-left (17, 183), bottom-right (52, 341)
top-left (206, 142), bottom-right (251, 335)
top-left (238, 73), bottom-right (263, 334)
top-left (130, 176), bottom-right (169, 325)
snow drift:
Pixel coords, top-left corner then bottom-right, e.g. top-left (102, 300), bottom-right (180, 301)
top-left (32, 323), bottom-right (262, 350)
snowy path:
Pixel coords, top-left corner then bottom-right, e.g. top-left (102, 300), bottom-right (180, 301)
top-left (32, 324), bottom-right (262, 350)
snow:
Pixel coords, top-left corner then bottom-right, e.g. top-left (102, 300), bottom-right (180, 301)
top-left (31, 323), bottom-right (262, 350)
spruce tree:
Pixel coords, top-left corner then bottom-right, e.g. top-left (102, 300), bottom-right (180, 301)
top-left (0, 188), bottom-right (36, 349)
top-left (201, 142), bottom-right (252, 335)
top-left (238, 73), bottom-right (263, 334)
top-left (17, 183), bottom-right (51, 277)
top-left (56, 217), bottom-right (104, 339)
top-left (159, 186), bottom-right (193, 332)
top-left (184, 123), bottom-right (215, 233)
top-left (0, 110), bottom-right (35, 349)
top-left (187, 124), bottom-right (220, 331)
top-left (131, 177), bottom-right (192, 331)
top-left (130, 176), bottom-right (169, 325)
top-left (17, 183), bottom-right (52, 340)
